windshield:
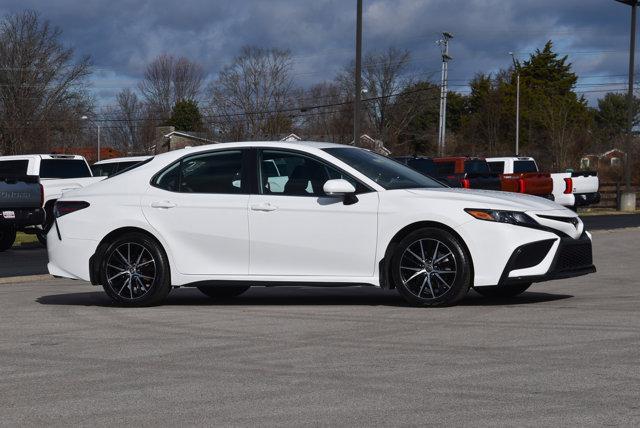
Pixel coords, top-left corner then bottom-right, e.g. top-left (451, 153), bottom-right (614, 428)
top-left (323, 148), bottom-right (444, 190)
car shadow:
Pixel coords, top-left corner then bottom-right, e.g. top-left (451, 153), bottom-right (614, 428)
top-left (36, 286), bottom-right (573, 308)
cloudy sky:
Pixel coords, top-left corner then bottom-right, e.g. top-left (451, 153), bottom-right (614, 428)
top-left (1, 0), bottom-right (636, 108)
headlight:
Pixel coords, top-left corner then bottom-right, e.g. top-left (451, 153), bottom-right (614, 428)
top-left (464, 209), bottom-right (538, 227)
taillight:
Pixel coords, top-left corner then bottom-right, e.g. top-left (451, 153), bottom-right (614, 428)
top-left (462, 178), bottom-right (471, 189)
top-left (54, 201), bottom-right (90, 218)
top-left (564, 178), bottom-right (573, 194)
top-left (518, 178), bottom-right (526, 193)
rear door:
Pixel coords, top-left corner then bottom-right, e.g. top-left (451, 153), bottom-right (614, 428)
top-left (248, 149), bottom-right (379, 277)
top-left (141, 149), bottom-right (250, 275)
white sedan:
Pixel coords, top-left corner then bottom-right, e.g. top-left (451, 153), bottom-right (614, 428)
top-left (47, 142), bottom-right (596, 307)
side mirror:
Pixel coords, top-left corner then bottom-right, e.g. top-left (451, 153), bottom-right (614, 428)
top-left (323, 179), bottom-right (358, 205)
top-left (323, 179), bottom-right (356, 196)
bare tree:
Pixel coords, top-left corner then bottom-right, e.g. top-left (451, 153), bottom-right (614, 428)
top-left (104, 88), bottom-right (146, 153)
top-left (0, 10), bottom-right (92, 154)
top-left (138, 54), bottom-right (204, 119)
top-left (208, 46), bottom-right (294, 140)
top-left (297, 82), bottom-right (352, 144)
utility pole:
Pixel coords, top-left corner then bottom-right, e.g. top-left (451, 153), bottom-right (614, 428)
top-left (615, 0), bottom-right (638, 211)
top-left (437, 32), bottom-right (453, 156)
top-left (510, 52), bottom-right (520, 156)
top-left (353, 0), bottom-right (363, 146)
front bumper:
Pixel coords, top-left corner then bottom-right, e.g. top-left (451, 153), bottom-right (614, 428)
top-left (500, 232), bottom-right (595, 286)
top-left (574, 192), bottom-right (601, 207)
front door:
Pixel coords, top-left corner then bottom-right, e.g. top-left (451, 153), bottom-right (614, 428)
top-left (248, 149), bottom-right (379, 277)
top-left (141, 149), bottom-right (250, 275)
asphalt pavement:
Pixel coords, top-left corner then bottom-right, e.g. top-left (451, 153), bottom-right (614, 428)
top-left (0, 228), bottom-right (639, 425)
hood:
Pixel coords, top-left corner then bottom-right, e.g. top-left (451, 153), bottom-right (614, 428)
top-left (405, 188), bottom-right (570, 212)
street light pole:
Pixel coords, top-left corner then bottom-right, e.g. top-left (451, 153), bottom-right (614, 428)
top-left (353, 0), bottom-right (363, 146)
top-left (437, 32), bottom-right (453, 156)
top-left (510, 52), bottom-right (520, 156)
top-left (615, 0), bottom-right (638, 210)
top-left (81, 115), bottom-right (101, 162)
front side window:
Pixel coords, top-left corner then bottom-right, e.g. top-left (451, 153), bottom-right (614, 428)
top-left (40, 159), bottom-right (92, 178)
top-left (436, 162), bottom-right (455, 175)
top-left (488, 161), bottom-right (504, 174)
top-left (464, 160), bottom-right (491, 174)
top-left (260, 150), bottom-right (362, 196)
top-left (407, 158), bottom-right (436, 176)
top-left (323, 148), bottom-right (444, 190)
top-left (153, 150), bottom-right (243, 194)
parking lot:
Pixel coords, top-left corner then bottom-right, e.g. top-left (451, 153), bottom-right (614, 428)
top-left (0, 227), bottom-right (638, 425)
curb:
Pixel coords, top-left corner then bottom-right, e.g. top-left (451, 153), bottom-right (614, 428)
top-left (0, 274), bottom-right (52, 285)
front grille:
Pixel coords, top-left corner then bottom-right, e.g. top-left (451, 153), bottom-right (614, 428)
top-left (555, 239), bottom-right (593, 271)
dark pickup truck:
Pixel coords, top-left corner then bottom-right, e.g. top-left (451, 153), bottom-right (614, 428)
top-left (0, 175), bottom-right (44, 251)
top-left (396, 156), bottom-right (502, 191)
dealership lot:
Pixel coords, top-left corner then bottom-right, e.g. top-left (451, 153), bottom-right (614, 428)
top-left (0, 228), bottom-right (638, 425)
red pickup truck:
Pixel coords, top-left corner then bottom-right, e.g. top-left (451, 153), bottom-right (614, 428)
top-left (487, 159), bottom-right (553, 198)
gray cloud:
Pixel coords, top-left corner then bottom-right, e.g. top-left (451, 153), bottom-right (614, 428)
top-left (0, 0), bottom-right (634, 106)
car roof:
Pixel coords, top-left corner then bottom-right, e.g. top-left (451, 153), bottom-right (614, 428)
top-left (486, 157), bottom-right (536, 162)
top-left (152, 141), bottom-right (355, 161)
top-left (0, 154), bottom-right (86, 161)
top-left (93, 156), bottom-right (152, 165)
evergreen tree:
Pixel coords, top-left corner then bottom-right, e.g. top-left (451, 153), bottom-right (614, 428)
top-left (166, 100), bottom-right (203, 132)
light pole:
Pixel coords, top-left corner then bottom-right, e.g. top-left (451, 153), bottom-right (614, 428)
top-left (353, 0), bottom-right (363, 146)
top-left (614, 0), bottom-right (638, 211)
top-left (81, 115), bottom-right (101, 162)
top-left (437, 32), bottom-right (453, 156)
top-left (510, 52), bottom-right (520, 156)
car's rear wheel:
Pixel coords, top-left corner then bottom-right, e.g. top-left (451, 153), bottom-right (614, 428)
top-left (99, 232), bottom-right (171, 306)
top-left (391, 227), bottom-right (472, 307)
top-left (0, 227), bottom-right (16, 252)
top-left (197, 285), bottom-right (250, 299)
top-left (474, 283), bottom-right (532, 298)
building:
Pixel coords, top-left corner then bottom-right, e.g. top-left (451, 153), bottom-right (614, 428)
top-left (150, 126), bottom-right (217, 154)
top-left (352, 134), bottom-right (391, 156)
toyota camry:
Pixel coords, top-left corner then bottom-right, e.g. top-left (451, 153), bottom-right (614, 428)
top-left (47, 142), bottom-right (596, 307)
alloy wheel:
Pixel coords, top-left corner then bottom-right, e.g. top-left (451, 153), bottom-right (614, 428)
top-left (105, 242), bottom-right (157, 300)
top-left (399, 238), bottom-right (457, 300)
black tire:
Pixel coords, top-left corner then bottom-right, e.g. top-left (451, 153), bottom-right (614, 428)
top-left (197, 285), bottom-right (250, 299)
top-left (98, 232), bottom-right (171, 306)
top-left (36, 231), bottom-right (47, 246)
top-left (474, 283), bottom-right (532, 298)
top-left (391, 227), bottom-right (472, 307)
top-left (0, 227), bottom-right (16, 252)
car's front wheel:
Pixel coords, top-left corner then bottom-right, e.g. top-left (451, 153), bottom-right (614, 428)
top-left (391, 227), bottom-right (472, 307)
top-left (197, 285), bottom-right (250, 299)
top-left (98, 232), bottom-right (171, 306)
top-left (474, 283), bottom-right (532, 298)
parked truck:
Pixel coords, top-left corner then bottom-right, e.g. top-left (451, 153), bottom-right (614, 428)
top-left (0, 172), bottom-right (44, 251)
top-left (395, 156), bottom-right (502, 190)
top-left (487, 157), bottom-right (600, 209)
top-left (0, 154), bottom-right (104, 243)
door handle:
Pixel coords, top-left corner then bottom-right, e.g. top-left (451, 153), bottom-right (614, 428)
top-left (250, 203), bottom-right (278, 212)
top-left (150, 200), bottom-right (177, 209)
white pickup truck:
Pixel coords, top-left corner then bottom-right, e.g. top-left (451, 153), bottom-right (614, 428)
top-left (487, 157), bottom-right (600, 209)
top-left (0, 154), bottom-right (104, 242)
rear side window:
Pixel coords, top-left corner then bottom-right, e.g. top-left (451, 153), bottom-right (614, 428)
top-left (464, 160), bottom-right (490, 174)
top-left (0, 160), bottom-right (29, 176)
top-left (488, 161), bottom-right (504, 173)
top-left (91, 163), bottom-right (117, 177)
top-left (40, 159), bottom-right (91, 178)
top-left (513, 160), bottom-right (538, 173)
top-left (153, 150), bottom-right (244, 194)
top-left (407, 158), bottom-right (436, 175)
top-left (435, 162), bottom-right (455, 175)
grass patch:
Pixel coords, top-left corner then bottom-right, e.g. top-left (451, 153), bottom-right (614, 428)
top-left (13, 232), bottom-right (39, 247)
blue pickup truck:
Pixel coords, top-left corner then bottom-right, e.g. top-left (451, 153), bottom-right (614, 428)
top-left (0, 172), bottom-right (44, 251)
